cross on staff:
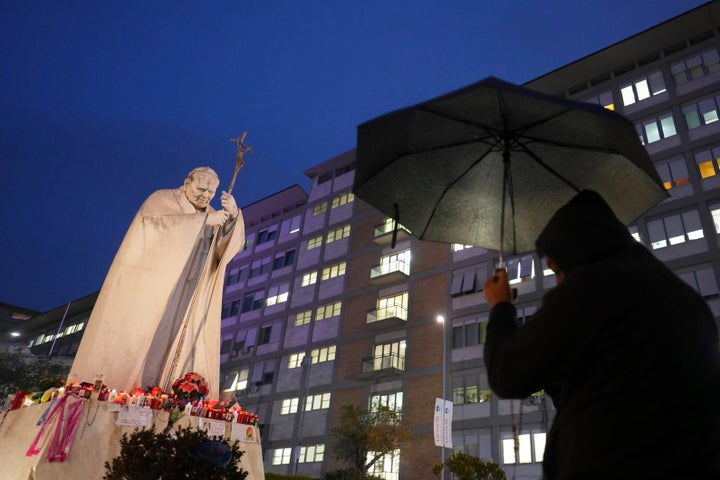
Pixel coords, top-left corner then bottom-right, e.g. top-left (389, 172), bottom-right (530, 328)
top-left (228, 131), bottom-right (252, 195)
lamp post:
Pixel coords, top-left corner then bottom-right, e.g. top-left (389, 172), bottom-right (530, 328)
top-left (293, 353), bottom-right (312, 477)
top-left (436, 315), bottom-right (447, 480)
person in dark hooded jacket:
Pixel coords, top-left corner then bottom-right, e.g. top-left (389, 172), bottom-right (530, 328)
top-left (483, 190), bottom-right (720, 479)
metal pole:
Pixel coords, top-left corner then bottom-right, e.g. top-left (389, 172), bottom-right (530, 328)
top-left (293, 353), bottom-right (311, 476)
top-left (437, 315), bottom-right (447, 480)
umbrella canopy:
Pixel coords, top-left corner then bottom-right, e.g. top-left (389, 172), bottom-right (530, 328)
top-left (353, 76), bottom-right (667, 256)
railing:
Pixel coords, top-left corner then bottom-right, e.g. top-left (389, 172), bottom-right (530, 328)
top-left (361, 353), bottom-right (406, 373)
top-left (370, 259), bottom-right (410, 279)
top-left (366, 304), bottom-right (408, 324)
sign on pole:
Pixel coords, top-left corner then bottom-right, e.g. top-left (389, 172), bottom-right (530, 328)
top-left (433, 398), bottom-right (453, 448)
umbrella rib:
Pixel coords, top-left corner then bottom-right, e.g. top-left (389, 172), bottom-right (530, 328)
top-left (419, 148), bottom-right (495, 239)
top-left (515, 140), bottom-right (580, 192)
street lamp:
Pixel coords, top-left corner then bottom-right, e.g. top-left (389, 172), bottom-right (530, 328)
top-left (436, 315), bottom-right (447, 480)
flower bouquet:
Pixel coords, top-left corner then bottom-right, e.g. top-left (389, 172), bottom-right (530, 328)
top-left (171, 372), bottom-right (209, 401)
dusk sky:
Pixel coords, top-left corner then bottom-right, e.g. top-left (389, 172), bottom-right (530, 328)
top-left (1, 1), bottom-right (708, 311)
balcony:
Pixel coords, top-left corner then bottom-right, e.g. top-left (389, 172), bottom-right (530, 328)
top-left (373, 220), bottom-right (411, 246)
top-left (369, 259), bottom-right (410, 285)
top-left (361, 353), bottom-right (406, 377)
top-left (366, 304), bottom-right (408, 329)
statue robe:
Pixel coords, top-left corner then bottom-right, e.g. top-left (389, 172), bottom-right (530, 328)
top-left (70, 187), bottom-right (245, 395)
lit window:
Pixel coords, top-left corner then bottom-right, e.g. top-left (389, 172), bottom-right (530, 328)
top-left (272, 448), bottom-right (292, 465)
top-left (321, 262), bottom-right (346, 281)
top-left (326, 225), bottom-right (351, 243)
top-left (307, 235), bottom-right (323, 250)
top-left (298, 444), bottom-right (325, 463)
top-left (636, 112), bottom-right (677, 145)
top-left (266, 283), bottom-right (289, 306)
top-left (301, 271), bottom-right (317, 286)
top-left (694, 145), bottom-right (720, 180)
top-left (331, 192), bottom-right (355, 209)
top-left (502, 428), bottom-right (546, 464)
top-left (683, 95), bottom-right (720, 130)
top-left (312, 202), bottom-right (327, 215)
top-left (647, 210), bottom-right (704, 249)
top-left (288, 353), bottom-right (305, 369)
top-left (583, 90), bottom-right (614, 111)
top-left (310, 345), bottom-right (336, 364)
top-left (306, 393), bottom-right (331, 411)
top-left (294, 310), bottom-right (312, 326)
top-left (316, 301), bottom-right (342, 321)
top-left (223, 368), bottom-right (249, 392)
top-left (620, 71), bottom-right (666, 106)
top-left (281, 398), bottom-right (299, 415)
top-left (367, 449), bottom-right (400, 480)
top-left (655, 157), bottom-right (690, 190)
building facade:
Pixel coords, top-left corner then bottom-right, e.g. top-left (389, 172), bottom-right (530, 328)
top-left (218, 3), bottom-right (720, 479)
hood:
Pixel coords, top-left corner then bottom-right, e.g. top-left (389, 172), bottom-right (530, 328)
top-left (535, 190), bottom-right (643, 274)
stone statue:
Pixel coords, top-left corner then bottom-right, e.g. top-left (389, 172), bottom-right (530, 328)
top-left (70, 166), bottom-right (245, 395)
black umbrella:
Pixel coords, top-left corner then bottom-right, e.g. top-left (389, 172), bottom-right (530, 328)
top-left (353, 76), bottom-right (667, 258)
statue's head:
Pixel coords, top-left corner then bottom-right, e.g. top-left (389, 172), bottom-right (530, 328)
top-left (184, 166), bottom-right (220, 210)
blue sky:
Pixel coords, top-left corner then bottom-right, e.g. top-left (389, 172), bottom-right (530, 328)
top-left (1, 0), bottom-right (708, 311)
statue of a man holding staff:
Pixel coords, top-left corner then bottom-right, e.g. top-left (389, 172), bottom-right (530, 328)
top-left (71, 164), bottom-right (246, 395)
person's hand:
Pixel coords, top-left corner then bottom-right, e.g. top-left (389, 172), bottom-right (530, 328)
top-left (206, 209), bottom-right (230, 226)
top-left (220, 191), bottom-right (239, 219)
top-left (484, 268), bottom-right (513, 307)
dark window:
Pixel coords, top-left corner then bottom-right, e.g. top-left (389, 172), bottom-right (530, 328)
top-left (258, 326), bottom-right (272, 345)
top-left (221, 339), bottom-right (232, 354)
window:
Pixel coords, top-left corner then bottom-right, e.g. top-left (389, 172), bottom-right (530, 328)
top-left (221, 339), bottom-right (232, 354)
top-left (298, 444), bottom-right (325, 463)
top-left (256, 225), bottom-right (278, 245)
top-left (226, 266), bottom-right (247, 285)
top-left (307, 235), bottom-right (323, 250)
top-left (258, 325), bottom-right (272, 345)
top-left (331, 192), bottom-right (355, 209)
top-left (266, 282), bottom-right (289, 306)
top-left (656, 157), bottom-right (690, 190)
top-left (249, 256), bottom-right (271, 278)
top-left (281, 397), bottom-right (299, 415)
top-left (450, 263), bottom-right (488, 296)
top-left (288, 352), bottom-right (306, 369)
top-left (371, 292), bottom-right (408, 322)
top-left (583, 90), bottom-right (615, 110)
top-left (336, 162), bottom-right (355, 176)
top-left (367, 450), bottom-right (400, 480)
top-left (306, 392), bottom-right (331, 411)
top-left (501, 254), bottom-right (535, 285)
top-left (452, 370), bottom-right (492, 405)
top-left (318, 171), bottom-right (333, 184)
top-left (310, 345), bottom-right (336, 364)
top-left (280, 215), bottom-right (301, 236)
top-left (694, 145), bottom-right (720, 180)
top-left (501, 427), bottom-right (546, 464)
top-left (222, 300), bottom-right (241, 318)
top-left (321, 261), bottom-right (346, 281)
top-left (316, 301), bottom-right (342, 321)
top-left (372, 341), bottom-right (406, 371)
top-left (620, 71), bottom-right (666, 106)
top-left (647, 210), bottom-right (704, 249)
top-left (682, 96), bottom-right (720, 130)
top-left (374, 250), bottom-right (411, 277)
top-left (272, 448), bottom-right (292, 465)
top-left (326, 224), bottom-right (351, 243)
top-left (273, 250), bottom-right (296, 270)
top-left (241, 291), bottom-right (264, 313)
top-left (671, 48), bottom-right (720, 85)
top-left (370, 391), bottom-right (403, 413)
top-left (452, 315), bottom-right (488, 348)
top-left (223, 368), bottom-right (249, 392)
top-left (294, 309), bottom-right (312, 326)
top-left (312, 202), bottom-right (327, 215)
top-left (678, 266), bottom-right (719, 300)
top-left (636, 112), bottom-right (677, 145)
top-left (301, 271), bottom-right (317, 286)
